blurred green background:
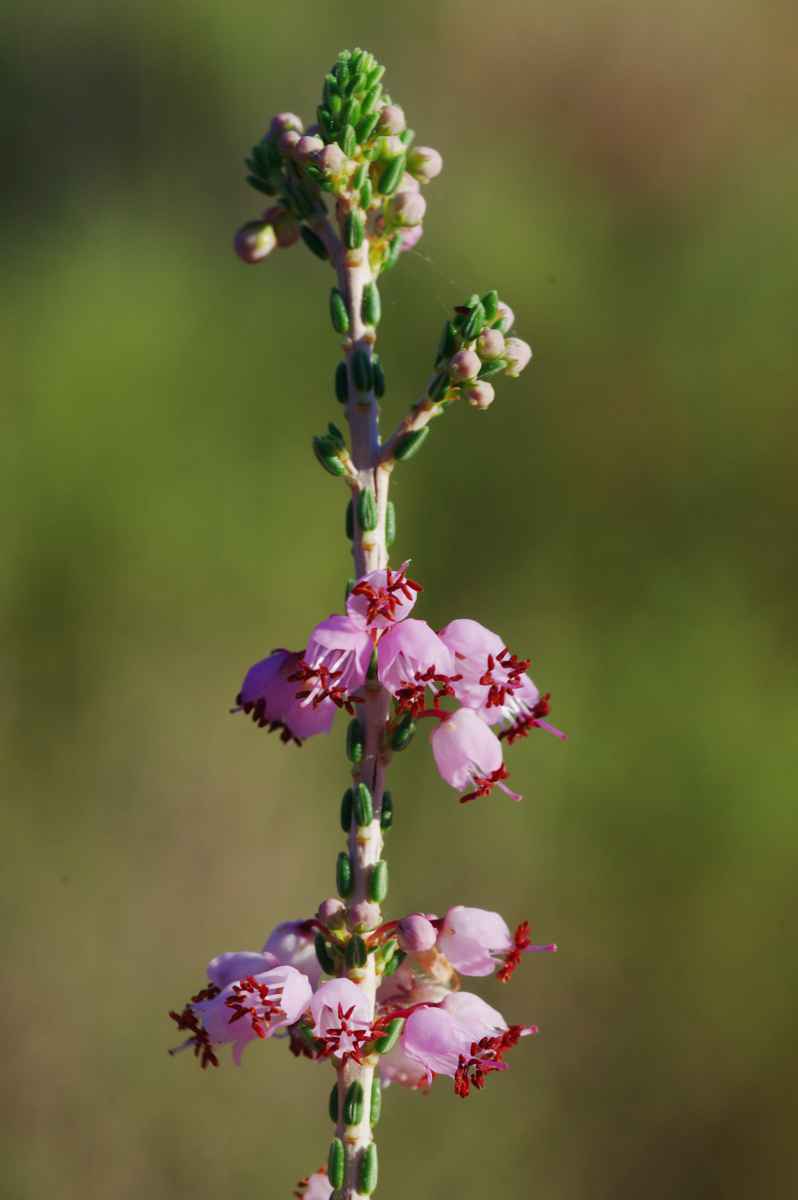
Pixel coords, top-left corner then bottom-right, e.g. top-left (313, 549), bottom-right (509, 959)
top-left (3, 1), bottom-right (797, 1197)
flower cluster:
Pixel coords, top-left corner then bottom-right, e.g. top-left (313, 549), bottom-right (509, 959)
top-left (235, 564), bottom-right (563, 804)
top-left (234, 48), bottom-right (442, 273)
top-left (428, 291), bottom-right (534, 413)
top-left (168, 906), bottom-right (554, 1097)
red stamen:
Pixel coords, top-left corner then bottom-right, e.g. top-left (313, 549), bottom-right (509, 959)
top-left (479, 647), bottom-right (531, 708)
top-left (496, 921), bottom-right (531, 982)
top-left (224, 975), bottom-right (285, 1038)
top-left (460, 764), bottom-right (511, 804)
top-left (499, 694), bottom-right (552, 744)
top-left (350, 564), bottom-right (422, 625)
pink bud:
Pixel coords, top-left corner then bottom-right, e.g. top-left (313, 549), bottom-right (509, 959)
top-left (466, 381), bottom-right (495, 410)
top-left (349, 900), bottom-right (382, 930)
top-left (296, 134), bottom-right (324, 160)
top-left (378, 104), bottom-right (407, 134)
top-left (317, 897), bottom-right (345, 924)
top-left (316, 143), bottom-right (346, 174)
top-left (407, 146), bottom-right (443, 183)
top-left (279, 129), bottom-right (302, 155)
top-left (504, 337), bottom-right (533, 378)
top-left (398, 224), bottom-right (424, 254)
top-left (448, 349), bottom-right (481, 382)
top-left (263, 206), bottom-right (299, 248)
top-left (388, 190), bottom-right (426, 227)
top-left (477, 328), bottom-right (505, 360)
top-left (233, 220), bottom-right (276, 264)
top-left (379, 134), bottom-right (405, 160)
top-left (270, 112), bottom-right (304, 137)
top-left (495, 300), bottom-right (515, 332)
top-left (398, 914), bottom-right (438, 952)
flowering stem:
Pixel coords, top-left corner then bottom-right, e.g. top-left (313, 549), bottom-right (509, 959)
top-left (332, 236), bottom-right (392, 1198)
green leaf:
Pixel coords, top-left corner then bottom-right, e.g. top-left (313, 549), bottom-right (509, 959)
top-left (361, 281), bottom-right (381, 326)
top-left (390, 712), bottom-right (416, 749)
top-left (346, 934), bottom-right (368, 968)
top-left (328, 1138), bottom-right (345, 1190)
top-left (368, 860), bottom-right (389, 902)
top-left (481, 289), bottom-right (499, 320)
top-left (246, 175), bottom-right (276, 196)
top-left (393, 426), bottom-right (430, 462)
top-left (344, 210), bottom-right (365, 250)
top-left (329, 1082), bottom-right (340, 1123)
top-left (358, 1144), bottom-right (378, 1195)
top-left (375, 1018), bottom-right (403, 1054)
top-left (385, 501), bottom-right (396, 548)
top-left (329, 288), bottom-right (350, 335)
top-left (300, 226), bottom-right (329, 260)
top-left (377, 154), bottom-right (406, 196)
top-left (351, 348), bottom-right (373, 392)
top-left (373, 355), bottom-right (386, 397)
top-left (315, 933), bottom-right (337, 975)
top-left (335, 361), bottom-right (349, 404)
top-left (354, 781), bottom-right (374, 825)
top-left (344, 1081), bottom-right (365, 1126)
top-left (356, 111), bottom-right (380, 143)
top-left (478, 357), bottom-right (508, 379)
top-left (346, 718), bottom-right (365, 764)
top-left (340, 785), bottom-right (354, 830)
top-left (336, 851), bottom-right (353, 899)
top-left (313, 436), bottom-right (346, 476)
top-left (369, 1077), bottom-right (382, 1125)
top-left (340, 124), bottom-right (357, 157)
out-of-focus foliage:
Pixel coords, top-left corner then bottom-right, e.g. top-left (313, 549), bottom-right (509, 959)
top-left (3, 2), bottom-right (797, 1197)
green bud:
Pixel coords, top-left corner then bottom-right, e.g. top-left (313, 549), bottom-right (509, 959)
top-left (377, 937), bottom-right (398, 973)
top-left (359, 179), bottom-right (373, 209)
top-left (328, 1138), bottom-right (345, 1190)
top-left (381, 233), bottom-right (402, 274)
top-left (354, 782), bottom-right (373, 826)
top-left (340, 786), bottom-right (354, 830)
top-left (335, 361), bottom-right (349, 404)
top-left (361, 84), bottom-right (383, 116)
top-left (329, 1082), bottom-right (340, 1123)
top-left (393, 426), bottom-right (429, 462)
top-left (315, 933), bottom-right (337, 975)
top-left (330, 288), bottom-right (350, 335)
top-left (368, 860), bottom-right (388, 902)
top-left (361, 281), bottom-right (381, 326)
top-left (300, 226), bottom-right (329, 260)
top-left (366, 64), bottom-right (385, 88)
top-left (380, 789), bottom-right (394, 829)
top-left (357, 489), bottom-right (378, 532)
top-left (344, 210), bottom-right (365, 250)
top-left (373, 355), bottom-right (386, 397)
top-left (327, 422), bottom-right (346, 449)
top-left (351, 347), bottom-right (373, 392)
top-left (344, 1081), bottom-right (365, 1126)
top-left (369, 1077), bottom-right (382, 1125)
top-left (429, 370), bottom-right (450, 402)
top-left (382, 948), bottom-right (406, 977)
top-left (346, 933), bottom-right (368, 969)
top-left (317, 106), bottom-right (334, 141)
top-left (336, 851), bottom-right (353, 899)
top-left (356, 111), bottom-right (380, 143)
top-left (377, 154), bottom-right (406, 196)
top-left (375, 1017), bottom-right (404, 1055)
top-left (478, 357), bottom-right (508, 379)
top-left (342, 97), bottom-right (362, 129)
top-left (385, 501), bottom-right (396, 548)
top-left (346, 718), bottom-right (365, 764)
top-left (390, 712), bottom-right (416, 750)
top-left (463, 301), bottom-right (486, 341)
top-left (340, 124), bottom-right (357, 158)
top-left (358, 1144), bottom-right (378, 1195)
top-left (482, 289), bottom-right (499, 321)
top-left (313, 436), bottom-right (346, 476)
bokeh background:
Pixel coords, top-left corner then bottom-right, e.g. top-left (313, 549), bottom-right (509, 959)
top-left (3, 1), bottom-right (797, 1197)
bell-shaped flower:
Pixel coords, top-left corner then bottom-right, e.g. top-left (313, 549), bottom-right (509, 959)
top-left (399, 1005), bottom-right (473, 1084)
top-left (377, 618), bottom-right (456, 715)
top-left (430, 707), bottom-right (520, 803)
top-left (346, 561), bottom-right (421, 630)
top-left (436, 906), bottom-right (513, 976)
top-left (235, 649), bottom-right (336, 744)
top-left (479, 673), bottom-right (566, 744)
top-left (310, 978), bottom-right (374, 1064)
top-left (295, 1170), bottom-right (333, 1200)
top-left (294, 615), bottom-right (372, 712)
top-left (263, 920), bottom-right (322, 990)
top-left (438, 618), bottom-right (530, 713)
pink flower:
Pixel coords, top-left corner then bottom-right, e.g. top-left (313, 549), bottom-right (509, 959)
top-left (438, 618), bottom-right (530, 713)
top-left (437, 907), bottom-right (557, 981)
top-left (400, 1006), bottom-right (472, 1083)
top-left (346, 561), bottom-right (422, 630)
top-left (310, 979), bottom-right (374, 1063)
top-left (377, 618), bottom-right (456, 715)
top-left (375, 1038), bottom-right (431, 1089)
top-left (430, 707), bottom-right (520, 803)
top-left (398, 913), bottom-right (438, 953)
top-left (295, 615), bottom-right (372, 711)
top-left (295, 1170), bottom-right (333, 1200)
top-left (263, 920), bottom-right (322, 990)
top-left (398, 224), bottom-right (424, 254)
top-left (484, 673), bottom-right (566, 743)
top-left (170, 963), bottom-right (312, 1067)
top-left (236, 649), bottom-right (336, 743)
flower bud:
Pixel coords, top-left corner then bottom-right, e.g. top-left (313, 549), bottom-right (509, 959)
top-left (233, 220), bottom-right (276, 264)
top-left (466, 380), bottom-right (496, 410)
top-left (398, 913), bottom-right (437, 952)
top-left (504, 337), bottom-right (533, 377)
top-left (349, 899), bottom-right (381, 930)
top-left (477, 328), bottom-right (505, 360)
top-left (448, 348), bottom-right (481, 382)
top-left (316, 142), bottom-right (346, 174)
top-left (378, 134), bottom-right (405, 160)
top-left (270, 112), bottom-right (304, 137)
top-left (296, 134), bottom-right (325, 160)
top-left (387, 190), bottom-right (426, 227)
top-left (407, 146), bottom-right (443, 183)
top-left (494, 300), bottom-right (515, 333)
top-left (278, 129), bottom-right (302, 155)
top-left (317, 897), bottom-right (346, 924)
top-left (263, 205), bottom-right (299, 248)
top-left (399, 172), bottom-right (420, 193)
top-left (397, 224), bottom-right (424, 254)
top-left (378, 104), bottom-right (406, 134)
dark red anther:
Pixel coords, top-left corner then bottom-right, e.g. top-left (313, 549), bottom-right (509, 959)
top-left (496, 921), bottom-right (531, 982)
top-left (350, 564), bottom-right (422, 625)
top-left (498, 692), bottom-right (553, 744)
top-left (460, 764), bottom-right (511, 804)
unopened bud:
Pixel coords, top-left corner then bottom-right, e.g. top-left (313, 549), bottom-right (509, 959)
top-left (448, 348), bottom-right (481, 382)
top-left (378, 134), bottom-right (405, 160)
top-left (270, 112), bottom-right (304, 137)
top-left (407, 146), bottom-right (443, 183)
top-left (398, 913), bottom-right (437, 952)
top-left (466, 380), bottom-right (496, 410)
top-left (317, 143), bottom-right (346, 174)
top-left (349, 899), bottom-right (381, 930)
top-left (278, 129), bottom-right (302, 155)
top-left (397, 224), bottom-right (424, 253)
top-left (296, 134), bottom-right (325, 160)
top-left (504, 337), bottom-right (533, 377)
top-left (387, 190), bottom-right (426, 227)
top-left (317, 897), bottom-right (346, 924)
top-left (263, 206), bottom-right (299, 248)
top-left (234, 220), bottom-right (276, 264)
top-left (477, 328), bottom-right (506, 360)
top-left (493, 300), bottom-right (515, 333)
top-left (378, 104), bottom-right (406, 134)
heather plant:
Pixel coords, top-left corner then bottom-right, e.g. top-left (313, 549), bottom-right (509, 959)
top-left (169, 48), bottom-right (563, 1199)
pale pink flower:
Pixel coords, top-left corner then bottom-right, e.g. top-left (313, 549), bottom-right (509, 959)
top-left (263, 920), bottom-right (322, 989)
top-left (296, 1169), bottom-right (333, 1200)
top-left (310, 979), bottom-right (374, 1063)
top-left (480, 672), bottom-right (566, 743)
top-left (236, 649), bottom-right (336, 743)
top-left (438, 617), bottom-right (529, 712)
top-left (376, 1038), bottom-right (431, 1089)
top-left (400, 1005), bottom-right (472, 1083)
top-left (398, 224), bottom-right (424, 253)
top-left (436, 906), bottom-right (513, 976)
top-left (377, 618), bottom-right (456, 715)
top-left (504, 336), bottom-right (533, 377)
top-left (346, 561), bottom-right (421, 629)
top-left (430, 706), bottom-right (520, 803)
top-left (296, 615), bottom-right (372, 711)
